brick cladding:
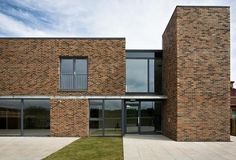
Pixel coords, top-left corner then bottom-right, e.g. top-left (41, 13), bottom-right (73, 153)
top-left (50, 99), bottom-right (89, 137)
top-left (162, 10), bottom-right (178, 140)
top-left (0, 38), bottom-right (126, 96)
top-left (163, 7), bottom-right (230, 141)
top-left (0, 38), bottom-right (125, 137)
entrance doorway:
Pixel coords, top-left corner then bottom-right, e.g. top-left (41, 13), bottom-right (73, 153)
top-left (125, 100), bottom-right (161, 134)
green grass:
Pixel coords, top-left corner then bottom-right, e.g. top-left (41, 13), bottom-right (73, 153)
top-left (44, 137), bottom-right (123, 160)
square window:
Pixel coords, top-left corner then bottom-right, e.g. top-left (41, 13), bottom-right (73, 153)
top-left (60, 58), bottom-right (88, 90)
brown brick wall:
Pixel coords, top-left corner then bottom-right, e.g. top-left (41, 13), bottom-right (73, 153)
top-left (0, 38), bottom-right (126, 96)
top-left (163, 6), bottom-right (230, 141)
top-left (0, 38), bottom-right (125, 137)
top-left (50, 99), bottom-right (89, 137)
top-left (162, 10), bottom-right (178, 140)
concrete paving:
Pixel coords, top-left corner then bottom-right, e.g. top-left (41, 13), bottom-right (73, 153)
top-left (123, 135), bottom-right (236, 160)
top-left (0, 137), bottom-right (79, 160)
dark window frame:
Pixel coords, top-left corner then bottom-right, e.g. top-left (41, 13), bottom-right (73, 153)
top-left (89, 99), bottom-right (123, 137)
top-left (125, 51), bottom-right (163, 94)
top-left (126, 57), bottom-right (155, 94)
top-left (60, 57), bottom-right (88, 91)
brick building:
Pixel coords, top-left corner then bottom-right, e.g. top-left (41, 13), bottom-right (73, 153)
top-left (0, 6), bottom-right (230, 141)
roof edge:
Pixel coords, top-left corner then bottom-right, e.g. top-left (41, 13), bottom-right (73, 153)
top-left (176, 5), bottom-right (230, 8)
top-left (0, 37), bottom-right (125, 40)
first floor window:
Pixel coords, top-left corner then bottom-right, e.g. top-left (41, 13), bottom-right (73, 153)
top-left (60, 57), bottom-right (88, 90)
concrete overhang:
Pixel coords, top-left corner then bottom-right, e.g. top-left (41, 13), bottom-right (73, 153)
top-left (0, 95), bottom-right (168, 100)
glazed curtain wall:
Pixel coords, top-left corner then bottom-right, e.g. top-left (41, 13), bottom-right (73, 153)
top-left (0, 99), bottom-right (50, 136)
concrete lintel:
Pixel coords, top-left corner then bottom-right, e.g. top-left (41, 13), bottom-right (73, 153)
top-left (0, 95), bottom-right (168, 100)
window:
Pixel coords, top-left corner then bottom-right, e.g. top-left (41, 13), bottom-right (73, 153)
top-left (0, 99), bottom-right (50, 136)
top-left (60, 58), bottom-right (88, 90)
top-left (89, 100), bottom-right (122, 136)
top-left (126, 51), bottom-right (162, 93)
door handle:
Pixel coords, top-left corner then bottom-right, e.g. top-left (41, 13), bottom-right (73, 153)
top-left (138, 117), bottom-right (140, 125)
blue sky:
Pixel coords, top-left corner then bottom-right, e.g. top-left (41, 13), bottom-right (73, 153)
top-left (0, 0), bottom-right (235, 82)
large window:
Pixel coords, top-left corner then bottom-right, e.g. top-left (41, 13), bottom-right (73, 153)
top-left (0, 99), bottom-right (50, 136)
top-left (60, 58), bottom-right (88, 90)
top-left (89, 100), bottom-right (122, 136)
top-left (126, 51), bottom-right (162, 93)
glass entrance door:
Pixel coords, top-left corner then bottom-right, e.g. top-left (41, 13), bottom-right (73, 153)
top-left (140, 102), bottom-right (155, 133)
top-left (125, 100), bottom-right (161, 134)
top-left (126, 101), bottom-right (139, 133)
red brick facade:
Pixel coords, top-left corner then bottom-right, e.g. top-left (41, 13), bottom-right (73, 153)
top-left (50, 99), bottom-right (89, 137)
top-left (163, 6), bottom-right (230, 141)
top-left (0, 38), bottom-right (125, 137)
top-left (0, 38), bottom-right (126, 96)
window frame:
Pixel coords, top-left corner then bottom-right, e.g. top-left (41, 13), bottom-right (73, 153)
top-left (125, 50), bottom-right (163, 94)
top-left (126, 57), bottom-right (155, 94)
top-left (60, 57), bottom-right (88, 91)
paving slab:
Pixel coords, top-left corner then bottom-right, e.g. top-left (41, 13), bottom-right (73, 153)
top-left (0, 137), bottom-right (78, 160)
top-left (123, 135), bottom-right (236, 160)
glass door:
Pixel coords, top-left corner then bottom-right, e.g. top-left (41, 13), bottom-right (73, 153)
top-left (125, 100), bottom-right (161, 134)
top-left (126, 101), bottom-right (139, 133)
top-left (140, 102), bottom-right (155, 133)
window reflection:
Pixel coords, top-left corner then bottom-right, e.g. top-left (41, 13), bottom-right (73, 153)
top-left (89, 100), bottom-right (122, 136)
top-left (23, 100), bottom-right (50, 136)
top-left (126, 51), bottom-right (162, 93)
top-left (126, 59), bottom-right (148, 92)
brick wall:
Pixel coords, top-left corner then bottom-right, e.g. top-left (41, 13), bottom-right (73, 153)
top-left (0, 38), bottom-right (125, 137)
top-left (162, 10), bottom-right (178, 140)
top-left (0, 38), bottom-right (126, 96)
top-left (163, 6), bottom-right (230, 141)
top-left (50, 99), bottom-right (89, 137)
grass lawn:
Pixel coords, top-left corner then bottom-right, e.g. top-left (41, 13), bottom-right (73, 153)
top-left (44, 137), bottom-right (123, 160)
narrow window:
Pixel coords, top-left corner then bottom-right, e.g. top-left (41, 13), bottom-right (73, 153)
top-left (60, 58), bottom-right (88, 90)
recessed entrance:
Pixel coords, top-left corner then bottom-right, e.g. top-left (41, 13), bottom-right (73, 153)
top-left (125, 100), bottom-right (161, 134)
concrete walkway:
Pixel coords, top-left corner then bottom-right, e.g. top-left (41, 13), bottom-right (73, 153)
top-left (123, 135), bottom-right (236, 160)
top-left (0, 137), bottom-right (79, 160)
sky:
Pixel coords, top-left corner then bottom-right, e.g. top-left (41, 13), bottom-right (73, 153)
top-left (0, 0), bottom-right (235, 82)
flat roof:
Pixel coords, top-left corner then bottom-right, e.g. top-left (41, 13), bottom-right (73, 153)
top-left (176, 5), bottom-right (230, 8)
top-left (0, 37), bottom-right (125, 40)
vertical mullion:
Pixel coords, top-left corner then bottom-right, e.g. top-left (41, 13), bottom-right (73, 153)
top-left (21, 99), bottom-right (24, 136)
top-left (138, 101), bottom-right (141, 134)
top-left (73, 59), bottom-right (75, 89)
top-left (147, 59), bottom-right (150, 93)
top-left (122, 100), bottom-right (125, 135)
top-left (102, 100), bottom-right (105, 136)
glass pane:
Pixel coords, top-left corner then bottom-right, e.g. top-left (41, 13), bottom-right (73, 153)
top-left (61, 59), bottom-right (73, 74)
top-left (104, 118), bottom-right (121, 136)
top-left (149, 59), bottom-right (155, 92)
top-left (126, 59), bottom-right (148, 92)
top-left (75, 59), bottom-right (87, 74)
top-left (0, 100), bottom-right (21, 135)
top-left (90, 104), bottom-right (103, 119)
top-left (126, 104), bottom-right (138, 133)
top-left (90, 100), bottom-right (103, 104)
top-left (232, 111), bottom-right (236, 119)
top-left (75, 75), bottom-right (87, 90)
top-left (154, 101), bottom-right (162, 132)
top-left (155, 58), bottom-right (162, 93)
top-left (61, 74), bottom-right (74, 89)
top-left (104, 100), bottom-right (121, 136)
top-left (104, 100), bottom-right (121, 118)
top-left (140, 102), bottom-right (154, 133)
top-left (23, 100), bottom-right (50, 136)
top-left (89, 120), bottom-right (103, 136)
